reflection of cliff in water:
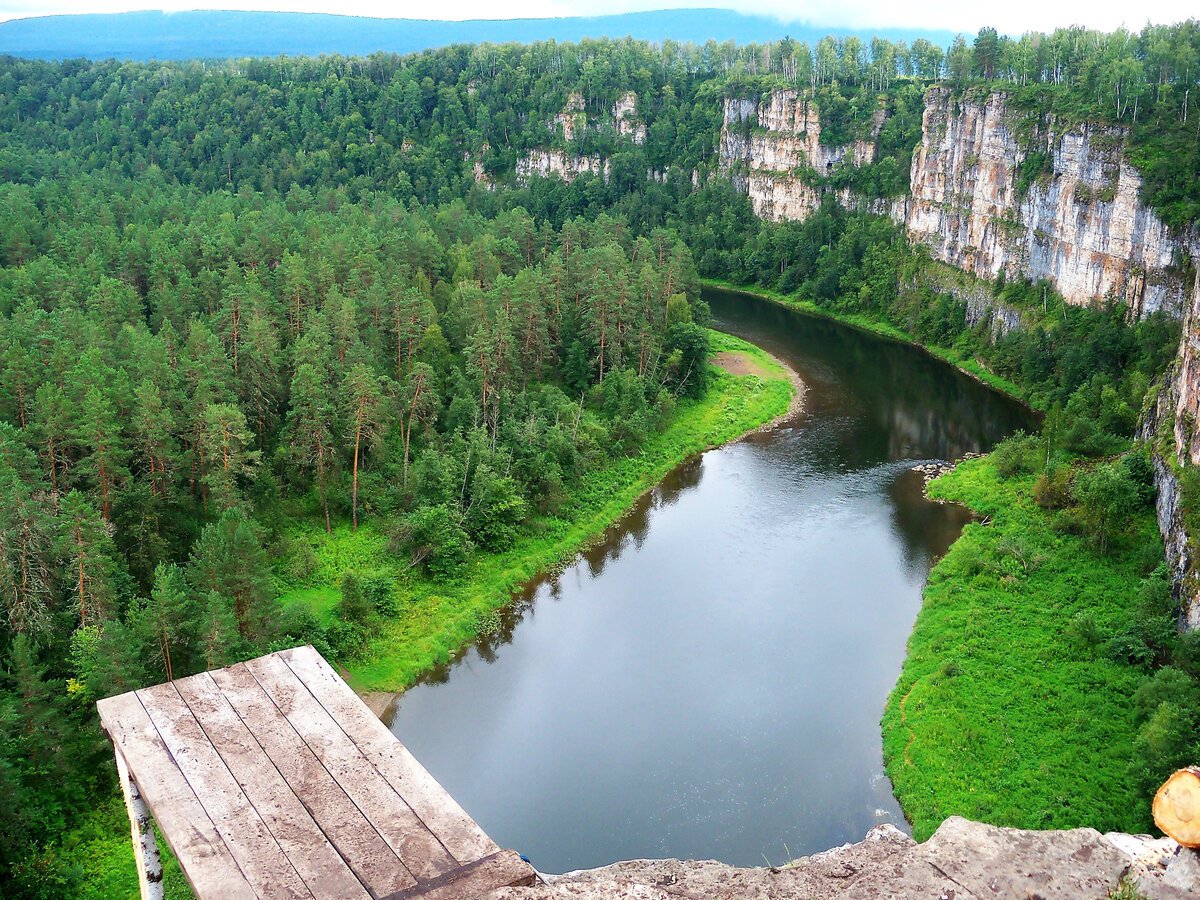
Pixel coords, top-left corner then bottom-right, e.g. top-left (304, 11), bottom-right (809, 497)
top-left (706, 293), bottom-right (1032, 469)
top-left (885, 468), bottom-right (976, 577)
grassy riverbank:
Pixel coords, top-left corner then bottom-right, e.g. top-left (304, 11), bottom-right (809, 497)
top-left (280, 329), bottom-right (794, 693)
top-left (881, 456), bottom-right (1160, 840)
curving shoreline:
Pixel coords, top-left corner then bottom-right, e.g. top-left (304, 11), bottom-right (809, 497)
top-left (701, 279), bottom-right (1035, 412)
top-left (360, 339), bottom-right (806, 716)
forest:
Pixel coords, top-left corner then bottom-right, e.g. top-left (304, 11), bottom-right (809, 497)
top-left (1, 19), bottom-right (1200, 897)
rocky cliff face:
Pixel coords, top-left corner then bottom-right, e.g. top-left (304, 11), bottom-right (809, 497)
top-left (906, 87), bottom-right (1188, 318)
top-left (1149, 267), bottom-right (1200, 628)
top-left (612, 91), bottom-right (646, 145)
top-left (487, 818), bottom-right (1198, 899)
top-left (515, 149), bottom-right (609, 184)
top-left (516, 91), bottom-right (648, 181)
top-left (718, 90), bottom-right (885, 222)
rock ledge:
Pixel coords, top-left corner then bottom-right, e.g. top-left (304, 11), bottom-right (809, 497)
top-left (486, 817), bottom-right (1199, 899)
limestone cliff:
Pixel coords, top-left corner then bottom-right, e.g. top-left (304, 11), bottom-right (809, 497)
top-left (487, 818), bottom-right (1197, 899)
top-left (717, 89), bottom-right (885, 222)
top-left (1149, 268), bottom-right (1200, 628)
top-left (906, 87), bottom-right (1188, 318)
top-left (612, 91), bottom-right (646, 145)
top-left (515, 91), bottom-right (648, 182)
top-left (515, 149), bottom-right (609, 184)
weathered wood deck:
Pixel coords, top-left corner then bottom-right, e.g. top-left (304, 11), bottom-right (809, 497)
top-left (97, 645), bottom-right (536, 899)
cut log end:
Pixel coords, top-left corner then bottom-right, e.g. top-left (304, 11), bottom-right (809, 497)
top-left (1153, 767), bottom-right (1200, 848)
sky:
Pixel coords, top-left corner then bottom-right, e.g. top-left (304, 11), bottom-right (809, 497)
top-left (0, 0), bottom-right (1193, 35)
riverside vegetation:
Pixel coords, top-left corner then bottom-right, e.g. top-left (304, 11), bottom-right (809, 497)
top-left (1, 20), bottom-right (1200, 898)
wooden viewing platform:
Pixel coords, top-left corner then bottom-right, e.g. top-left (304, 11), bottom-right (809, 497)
top-left (97, 645), bottom-right (537, 899)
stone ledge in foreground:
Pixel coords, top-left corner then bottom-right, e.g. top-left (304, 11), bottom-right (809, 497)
top-left (485, 816), bottom-right (1199, 899)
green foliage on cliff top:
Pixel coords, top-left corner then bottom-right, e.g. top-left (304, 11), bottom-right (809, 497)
top-left (882, 454), bottom-right (1161, 839)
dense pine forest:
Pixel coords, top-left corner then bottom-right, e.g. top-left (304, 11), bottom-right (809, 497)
top-left (1, 20), bottom-right (1200, 897)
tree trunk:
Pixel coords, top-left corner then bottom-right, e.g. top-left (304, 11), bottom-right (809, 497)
top-left (76, 526), bottom-right (87, 627)
top-left (351, 401), bottom-right (364, 531)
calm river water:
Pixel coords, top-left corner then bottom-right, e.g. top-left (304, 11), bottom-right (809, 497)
top-left (387, 288), bottom-right (1033, 872)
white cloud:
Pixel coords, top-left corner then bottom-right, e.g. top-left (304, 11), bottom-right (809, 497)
top-left (0, 0), bottom-right (1194, 33)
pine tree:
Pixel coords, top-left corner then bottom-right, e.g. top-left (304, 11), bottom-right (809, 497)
top-left (71, 386), bottom-right (129, 520)
top-left (392, 287), bottom-right (434, 380)
top-left (238, 309), bottom-right (282, 446)
top-left (0, 471), bottom-right (54, 637)
top-left (128, 563), bottom-right (195, 682)
top-left (56, 491), bottom-right (118, 628)
top-left (199, 403), bottom-right (261, 512)
top-left (186, 510), bottom-right (276, 642)
top-left (282, 362), bottom-right (338, 532)
top-left (400, 362), bottom-right (438, 492)
top-left (341, 364), bottom-right (386, 530)
top-left (131, 378), bottom-right (179, 503)
top-left (197, 590), bottom-right (245, 671)
top-left (30, 383), bottom-right (72, 495)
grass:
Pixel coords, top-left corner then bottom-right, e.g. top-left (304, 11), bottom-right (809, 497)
top-left (702, 277), bottom-right (1030, 405)
top-left (33, 795), bottom-right (191, 900)
top-left (284, 329), bottom-right (794, 692)
top-left (880, 456), bottom-right (1158, 840)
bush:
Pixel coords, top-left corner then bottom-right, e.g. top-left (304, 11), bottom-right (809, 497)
top-left (1075, 461), bottom-right (1140, 555)
top-left (464, 468), bottom-right (528, 552)
top-left (1174, 629), bottom-right (1200, 679)
top-left (361, 571), bottom-right (400, 617)
top-left (1033, 466), bottom-right (1073, 509)
top-left (338, 571), bottom-right (374, 626)
top-left (324, 619), bottom-right (368, 659)
top-left (1133, 667), bottom-right (1200, 723)
top-left (1067, 612), bottom-right (1104, 651)
top-left (1133, 701), bottom-right (1200, 794)
top-left (1121, 449), bottom-right (1157, 506)
top-left (991, 431), bottom-right (1043, 478)
top-left (398, 504), bottom-right (474, 579)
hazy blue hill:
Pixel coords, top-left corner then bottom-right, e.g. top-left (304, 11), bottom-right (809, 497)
top-left (0, 8), bottom-right (955, 61)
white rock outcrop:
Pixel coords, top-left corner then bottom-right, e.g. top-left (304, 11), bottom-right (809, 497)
top-left (515, 149), bottom-right (609, 184)
top-left (612, 91), bottom-right (646, 145)
top-left (906, 87), bottom-right (1188, 317)
top-left (718, 89), bottom-right (886, 222)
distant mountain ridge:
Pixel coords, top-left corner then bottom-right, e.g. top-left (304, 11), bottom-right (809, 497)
top-left (0, 8), bottom-right (956, 61)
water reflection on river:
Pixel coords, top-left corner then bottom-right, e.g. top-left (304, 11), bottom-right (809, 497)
top-left (386, 288), bottom-right (1033, 873)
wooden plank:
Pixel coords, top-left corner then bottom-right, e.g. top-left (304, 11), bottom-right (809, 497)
top-left (279, 646), bottom-right (500, 865)
top-left (173, 672), bottom-right (372, 900)
top-left (97, 693), bottom-right (257, 900)
top-left (384, 851), bottom-right (538, 900)
top-left (245, 654), bottom-right (459, 881)
top-left (209, 662), bottom-right (418, 898)
top-left (136, 683), bottom-right (313, 900)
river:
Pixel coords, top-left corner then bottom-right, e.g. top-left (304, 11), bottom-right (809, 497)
top-left (385, 287), bottom-right (1033, 873)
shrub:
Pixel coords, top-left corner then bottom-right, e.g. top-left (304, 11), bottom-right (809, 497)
top-left (338, 571), bottom-right (375, 626)
top-left (1067, 612), bottom-right (1104, 651)
top-left (1033, 466), bottom-right (1073, 509)
top-left (361, 571), bottom-right (400, 617)
top-left (992, 431), bottom-right (1042, 477)
top-left (1133, 701), bottom-right (1200, 794)
top-left (1075, 461), bottom-right (1140, 555)
top-left (398, 504), bottom-right (474, 579)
